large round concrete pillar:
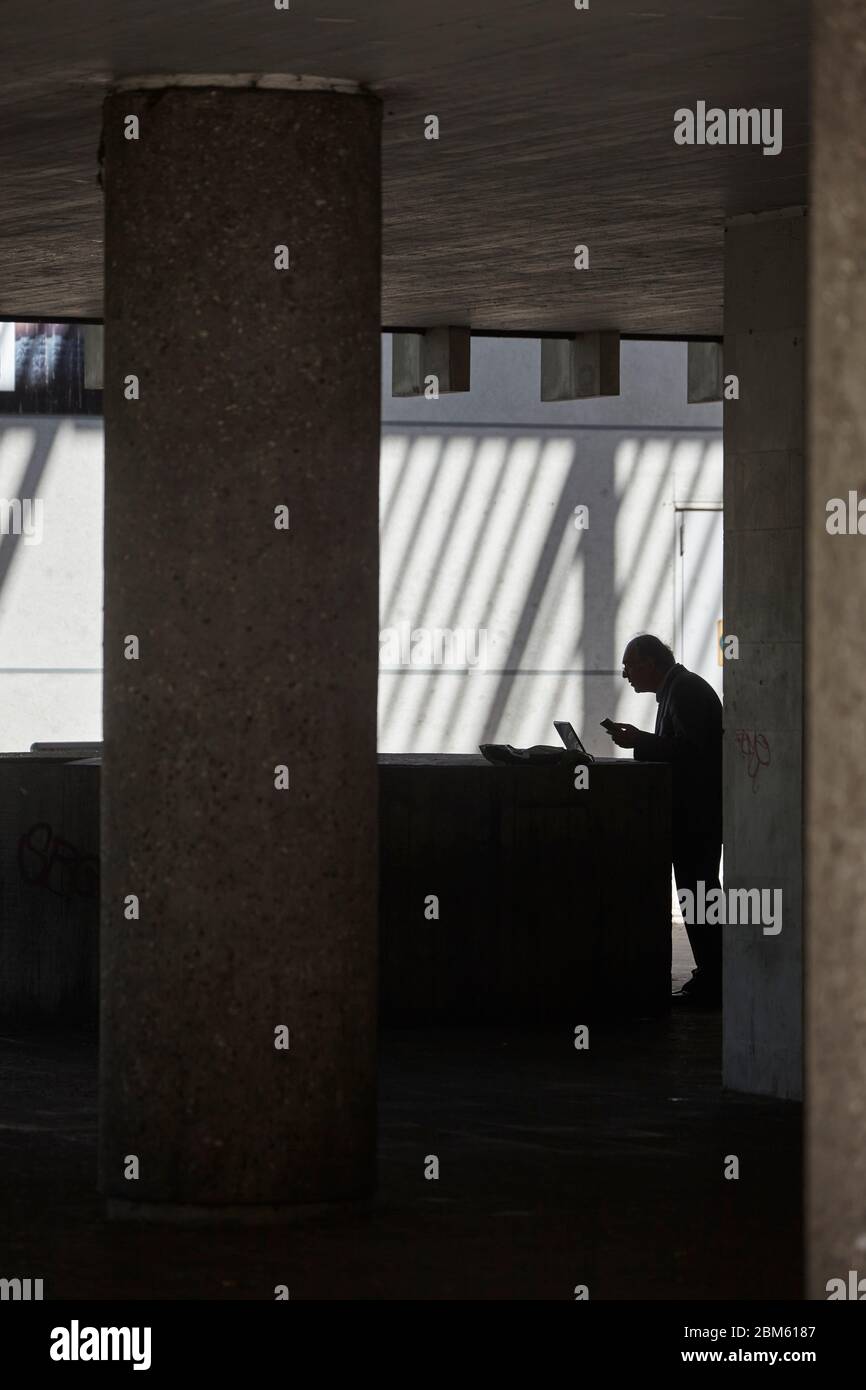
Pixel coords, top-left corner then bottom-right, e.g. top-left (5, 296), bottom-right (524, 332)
top-left (99, 77), bottom-right (381, 1210)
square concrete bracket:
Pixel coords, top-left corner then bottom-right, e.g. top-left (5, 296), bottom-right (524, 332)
top-left (540, 331), bottom-right (620, 400)
top-left (391, 326), bottom-right (471, 395)
top-left (84, 325), bottom-right (104, 390)
top-left (687, 340), bottom-right (723, 402)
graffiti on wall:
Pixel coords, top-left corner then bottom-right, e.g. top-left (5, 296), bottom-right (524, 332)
top-left (734, 729), bottom-right (771, 793)
top-left (18, 822), bottom-right (99, 900)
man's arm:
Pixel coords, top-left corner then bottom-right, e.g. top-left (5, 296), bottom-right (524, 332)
top-left (633, 681), bottom-right (719, 763)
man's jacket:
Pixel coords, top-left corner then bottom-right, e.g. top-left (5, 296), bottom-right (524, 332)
top-left (632, 663), bottom-right (722, 843)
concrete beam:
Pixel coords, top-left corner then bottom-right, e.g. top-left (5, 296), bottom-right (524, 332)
top-left (540, 331), bottom-right (620, 401)
top-left (391, 326), bottom-right (470, 396)
top-left (687, 341), bottom-right (723, 403)
top-left (84, 325), bottom-right (104, 390)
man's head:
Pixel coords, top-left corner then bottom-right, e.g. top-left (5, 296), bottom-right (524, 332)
top-left (621, 634), bottom-right (676, 694)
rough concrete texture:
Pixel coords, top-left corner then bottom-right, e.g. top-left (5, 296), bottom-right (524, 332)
top-left (808, 0), bottom-right (866, 1298)
top-left (722, 210), bottom-right (805, 1101)
top-left (100, 87), bottom-right (381, 1204)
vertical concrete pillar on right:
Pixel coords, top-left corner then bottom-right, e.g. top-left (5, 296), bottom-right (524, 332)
top-left (808, 0), bottom-right (866, 1298)
top-left (722, 208), bottom-right (806, 1101)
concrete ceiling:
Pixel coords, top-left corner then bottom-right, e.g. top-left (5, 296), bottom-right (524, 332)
top-left (0, 0), bottom-right (809, 333)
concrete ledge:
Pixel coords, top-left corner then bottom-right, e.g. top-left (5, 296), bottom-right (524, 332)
top-left (105, 1196), bottom-right (375, 1225)
top-left (112, 74), bottom-right (366, 94)
top-left (380, 755), bottom-right (672, 1022)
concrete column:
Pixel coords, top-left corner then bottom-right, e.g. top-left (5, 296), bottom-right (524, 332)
top-left (99, 77), bottom-right (381, 1210)
top-left (722, 208), bottom-right (805, 1101)
top-left (808, 3), bottom-right (866, 1297)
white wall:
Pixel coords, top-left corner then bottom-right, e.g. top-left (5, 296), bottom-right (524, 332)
top-left (0, 415), bottom-right (103, 750)
top-left (380, 337), bottom-right (722, 754)
top-left (0, 338), bottom-right (722, 756)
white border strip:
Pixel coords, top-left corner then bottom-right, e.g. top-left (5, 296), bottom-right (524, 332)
top-left (112, 73), bottom-right (364, 95)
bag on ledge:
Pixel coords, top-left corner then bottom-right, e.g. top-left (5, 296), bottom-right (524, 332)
top-left (479, 743), bottom-right (577, 766)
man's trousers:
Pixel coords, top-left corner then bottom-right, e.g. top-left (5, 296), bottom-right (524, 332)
top-left (673, 830), bottom-right (723, 987)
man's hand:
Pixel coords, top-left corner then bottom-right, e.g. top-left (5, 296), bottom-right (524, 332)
top-left (606, 722), bottom-right (640, 749)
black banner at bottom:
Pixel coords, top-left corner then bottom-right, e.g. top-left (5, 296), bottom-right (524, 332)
top-left (0, 1299), bottom-right (860, 1375)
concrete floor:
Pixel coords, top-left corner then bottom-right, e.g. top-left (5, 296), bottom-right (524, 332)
top-left (671, 915), bottom-right (696, 992)
top-left (0, 988), bottom-right (800, 1300)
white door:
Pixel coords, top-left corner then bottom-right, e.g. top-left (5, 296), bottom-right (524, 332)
top-left (675, 507), bottom-right (723, 700)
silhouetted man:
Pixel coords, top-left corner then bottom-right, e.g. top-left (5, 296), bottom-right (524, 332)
top-left (606, 634), bottom-right (722, 1005)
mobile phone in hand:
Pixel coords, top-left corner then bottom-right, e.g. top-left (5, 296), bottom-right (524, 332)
top-left (600, 717), bottom-right (616, 732)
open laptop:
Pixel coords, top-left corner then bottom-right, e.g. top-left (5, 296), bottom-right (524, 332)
top-left (553, 721), bottom-right (594, 763)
